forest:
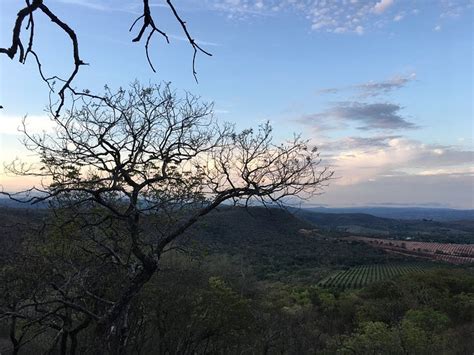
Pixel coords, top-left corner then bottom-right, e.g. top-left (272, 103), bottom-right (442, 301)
top-left (1, 205), bottom-right (473, 354)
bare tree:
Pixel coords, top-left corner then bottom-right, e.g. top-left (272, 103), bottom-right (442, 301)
top-left (1, 82), bottom-right (332, 353)
top-left (0, 0), bottom-right (211, 115)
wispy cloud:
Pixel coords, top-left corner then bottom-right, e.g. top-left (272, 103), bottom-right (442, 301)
top-left (202, 0), bottom-right (275, 19)
top-left (168, 34), bottom-right (220, 47)
top-left (57, 1), bottom-right (473, 35)
top-left (393, 13), bottom-right (404, 22)
top-left (356, 73), bottom-right (417, 97)
top-left (55, 1), bottom-right (219, 47)
top-left (319, 135), bottom-right (403, 152)
top-left (317, 73), bottom-right (417, 98)
top-left (372, 0), bottom-right (394, 14)
top-left (298, 102), bottom-right (418, 131)
top-left (205, 0), bottom-right (408, 34)
top-left (56, 0), bottom-right (110, 11)
top-left (55, 0), bottom-right (140, 14)
top-left (440, 0), bottom-right (474, 18)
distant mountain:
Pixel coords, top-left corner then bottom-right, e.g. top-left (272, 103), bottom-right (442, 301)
top-left (0, 197), bottom-right (47, 209)
top-left (3, 196), bottom-right (471, 222)
top-left (301, 206), bottom-right (474, 221)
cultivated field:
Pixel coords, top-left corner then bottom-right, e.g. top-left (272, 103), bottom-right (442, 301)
top-left (318, 263), bottom-right (429, 289)
top-left (347, 236), bottom-right (474, 264)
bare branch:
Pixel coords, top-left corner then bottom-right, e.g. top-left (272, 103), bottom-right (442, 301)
top-left (1, 1), bottom-right (212, 112)
top-left (2, 82), bottom-right (332, 350)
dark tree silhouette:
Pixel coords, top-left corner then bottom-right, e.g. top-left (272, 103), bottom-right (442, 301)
top-left (1, 82), bottom-right (332, 353)
top-left (0, 0), bottom-right (211, 115)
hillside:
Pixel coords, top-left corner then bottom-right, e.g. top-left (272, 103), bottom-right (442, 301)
top-left (2, 205), bottom-right (470, 283)
top-left (0, 206), bottom-right (405, 284)
top-left (294, 209), bottom-right (474, 244)
top-left (182, 207), bottom-right (407, 282)
top-left (0, 207), bottom-right (46, 259)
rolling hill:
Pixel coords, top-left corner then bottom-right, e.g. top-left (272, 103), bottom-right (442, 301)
top-left (293, 208), bottom-right (474, 244)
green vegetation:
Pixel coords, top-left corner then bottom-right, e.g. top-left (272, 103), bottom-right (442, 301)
top-left (4, 252), bottom-right (471, 354)
top-left (318, 263), bottom-right (434, 289)
top-left (1, 206), bottom-right (473, 353)
top-left (182, 207), bottom-right (412, 283)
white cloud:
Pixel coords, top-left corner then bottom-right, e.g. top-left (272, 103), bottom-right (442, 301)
top-left (393, 13), bottom-right (404, 21)
top-left (440, 0), bottom-right (474, 18)
top-left (58, 0), bottom-right (472, 36)
top-left (0, 114), bottom-right (54, 136)
top-left (207, 0), bottom-right (407, 34)
top-left (417, 167), bottom-right (474, 176)
top-left (355, 25), bottom-right (364, 35)
top-left (317, 136), bottom-right (473, 186)
top-left (373, 0), bottom-right (394, 14)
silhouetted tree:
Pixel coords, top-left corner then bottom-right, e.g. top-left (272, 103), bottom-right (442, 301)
top-left (1, 81), bottom-right (332, 353)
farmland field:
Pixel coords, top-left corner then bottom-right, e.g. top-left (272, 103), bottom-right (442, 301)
top-left (318, 263), bottom-right (431, 289)
top-left (347, 236), bottom-right (474, 264)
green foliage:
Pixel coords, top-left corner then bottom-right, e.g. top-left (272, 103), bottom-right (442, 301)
top-left (1, 206), bottom-right (473, 354)
top-left (319, 263), bottom-right (435, 290)
top-left (184, 207), bottom-right (407, 284)
top-left (398, 309), bottom-right (450, 355)
top-left (338, 321), bottom-right (400, 355)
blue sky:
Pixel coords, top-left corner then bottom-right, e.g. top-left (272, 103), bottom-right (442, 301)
top-left (0, 0), bottom-right (473, 208)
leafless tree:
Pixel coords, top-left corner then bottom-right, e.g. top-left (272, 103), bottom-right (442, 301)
top-left (0, 0), bottom-right (211, 115)
top-left (1, 82), bottom-right (332, 353)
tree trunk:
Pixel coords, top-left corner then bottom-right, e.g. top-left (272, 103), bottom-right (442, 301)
top-left (92, 260), bottom-right (157, 354)
top-left (9, 315), bottom-right (20, 355)
top-left (69, 332), bottom-right (78, 355)
top-left (60, 331), bottom-right (69, 355)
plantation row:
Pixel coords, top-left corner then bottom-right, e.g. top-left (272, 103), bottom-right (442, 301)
top-left (318, 263), bottom-right (428, 289)
top-left (348, 236), bottom-right (474, 264)
top-left (432, 254), bottom-right (474, 264)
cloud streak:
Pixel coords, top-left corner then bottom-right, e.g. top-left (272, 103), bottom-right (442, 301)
top-left (355, 73), bottom-right (417, 97)
top-left (317, 73), bottom-right (417, 98)
top-left (319, 135), bottom-right (403, 151)
top-left (56, 0), bottom-right (140, 14)
top-left (168, 34), bottom-right (220, 47)
top-left (298, 102), bottom-right (418, 131)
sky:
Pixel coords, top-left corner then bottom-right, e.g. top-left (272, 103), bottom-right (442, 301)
top-left (0, 0), bottom-right (473, 208)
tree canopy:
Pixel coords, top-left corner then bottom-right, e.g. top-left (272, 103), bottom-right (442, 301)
top-left (1, 81), bottom-right (332, 353)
